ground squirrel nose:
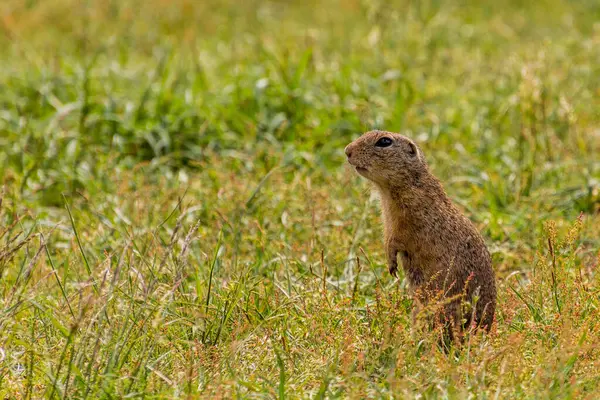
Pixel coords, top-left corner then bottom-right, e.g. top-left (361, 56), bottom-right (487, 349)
top-left (345, 145), bottom-right (352, 158)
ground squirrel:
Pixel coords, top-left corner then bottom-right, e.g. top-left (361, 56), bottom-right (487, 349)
top-left (345, 130), bottom-right (496, 339)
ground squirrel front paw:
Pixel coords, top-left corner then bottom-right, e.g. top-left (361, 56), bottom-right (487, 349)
top-left (389, 262), bottom-right (398, 278)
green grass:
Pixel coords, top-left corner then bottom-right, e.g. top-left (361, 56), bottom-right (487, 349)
top-left (1, 0), bottom-right (600, 398)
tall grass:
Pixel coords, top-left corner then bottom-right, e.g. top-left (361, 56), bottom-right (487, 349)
top-left (0, 0), bottom-right (599, 398)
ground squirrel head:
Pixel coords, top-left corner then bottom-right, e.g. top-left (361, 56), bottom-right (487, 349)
top-left (345, 130), bottom-right (427, 188)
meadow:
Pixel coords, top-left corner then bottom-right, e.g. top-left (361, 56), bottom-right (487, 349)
top-left (1, 0), bottom-right (600, 398)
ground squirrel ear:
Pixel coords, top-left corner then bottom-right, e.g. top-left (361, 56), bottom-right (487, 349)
top-left (408, 141), bottom-right (418, 157)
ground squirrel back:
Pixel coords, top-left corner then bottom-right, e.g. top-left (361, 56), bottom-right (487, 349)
top-left (345, 130), bottom-right (496, 339)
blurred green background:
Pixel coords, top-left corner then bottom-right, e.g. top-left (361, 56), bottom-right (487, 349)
top-left (2, 0), bottom-right (598, 210)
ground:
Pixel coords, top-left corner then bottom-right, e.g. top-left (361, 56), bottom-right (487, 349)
top-left (0, 0), bottom-right (600, 398)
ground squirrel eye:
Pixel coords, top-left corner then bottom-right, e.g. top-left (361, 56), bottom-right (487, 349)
top-left (375, 137), bottom-right (393, 148)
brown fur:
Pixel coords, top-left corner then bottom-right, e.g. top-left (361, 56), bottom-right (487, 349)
top-left (345, 130), bottom-right (496, 338)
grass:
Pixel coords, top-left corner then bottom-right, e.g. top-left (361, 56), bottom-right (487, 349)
top-left (1, 0), bottom-right (600, 398)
